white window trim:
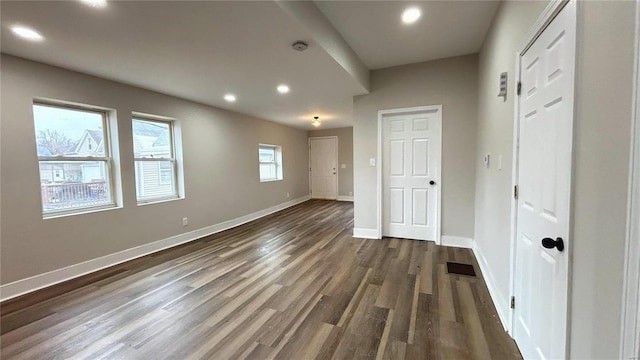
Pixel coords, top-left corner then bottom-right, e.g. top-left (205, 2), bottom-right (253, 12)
top-left (132, 115), bottom-right (183, 204)
top-left (258, 143), bottom-right (283, 182)
top-left (34, 102), bottom-right (118, 217)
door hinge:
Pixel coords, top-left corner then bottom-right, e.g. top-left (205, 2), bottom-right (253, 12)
top-left (510, 296), bottom-right (515, 309)
top-left (514, 185), bottom-right (519, 200)
top-left (517, 81), bottom-right (522, 96)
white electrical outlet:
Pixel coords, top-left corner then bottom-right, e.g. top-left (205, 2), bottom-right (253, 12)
top-left (349, 191), bottom-right (353, 196)
top-left (182, 217), bottom-right (188, 226)
top-left (341, 164), bottom-right (346, 169)
top-left (369, 158), bottom-right (376, 167)
top-left (286, 193), bottom-right (290, 198)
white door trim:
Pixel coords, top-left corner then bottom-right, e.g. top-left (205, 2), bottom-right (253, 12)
top-left (509, 0), bottom-right (576, 352)
top-left (309, 136), bottom-right (339, 200)
top-left (377, 105), bottom-right (442, 244)
top-left (621, 2), bottom-right (640, 358)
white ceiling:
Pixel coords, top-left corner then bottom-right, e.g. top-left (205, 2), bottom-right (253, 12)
top-left (1, 1), bottom-right (500, 130)
top-left (1, 1), bottom-right (367, 130)
top-left (316, 0), bottom-right (500, 70)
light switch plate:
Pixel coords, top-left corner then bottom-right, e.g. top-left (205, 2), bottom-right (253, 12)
top-left (369, 158), bottom-right (376, 167)
top-left (341, 164), bottom-right (346, 169)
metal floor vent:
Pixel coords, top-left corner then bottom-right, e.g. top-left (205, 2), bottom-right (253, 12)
top-left (446, 262), bottom-right (477, 277)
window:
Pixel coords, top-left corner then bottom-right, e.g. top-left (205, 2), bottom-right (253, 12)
top-left (133, 117), bottom-right (180, 203)
top-left (33, 103), bottom-right (115, 215)
top-left (259, 144), bottom-right (283, 182)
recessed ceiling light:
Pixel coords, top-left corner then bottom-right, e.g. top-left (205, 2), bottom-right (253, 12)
top-left (402, 7), bottom-right (422, 24)
top-left (277, 85), bottom-right (290, 94)
top-left (11, 26), bottom-right (44, 41)
top-left (81, 0), bottom-right (107, 8)
top-left (224, 94), bottom-right (236, 102)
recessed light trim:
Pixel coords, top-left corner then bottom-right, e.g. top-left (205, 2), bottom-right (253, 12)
top-left (277, 85), bottom-right (290, 94)
top-left (11, 26), bottom-right (44, 41)
top-left (81, 0), bottom-right (107, 8)
top-left (402, 7), bottom-right (422, 24)
top-left (224, 94), bottom-right (237, 102)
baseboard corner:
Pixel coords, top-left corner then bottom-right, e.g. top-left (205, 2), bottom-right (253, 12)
top-left (336, 195), bottom-right (354, 202)
top-left (353, 228), bottom-right (380, 239)
top-left (441, 235), bottom-right (474, 249)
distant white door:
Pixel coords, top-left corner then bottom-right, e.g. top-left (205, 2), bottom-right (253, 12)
top-left (310, 137), bottom-right (338, 199)
top-left (381, 107), bottom-right (441, 241)
top-left (513, 1), bottom-right (576, 359)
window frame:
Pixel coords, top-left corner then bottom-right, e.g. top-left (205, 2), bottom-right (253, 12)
top-left (258, 143), bottom-right (283, 182)
top-left (34, 101), bottom-right (117, 217)
top-left (132, 116), bottom-right (180, 204)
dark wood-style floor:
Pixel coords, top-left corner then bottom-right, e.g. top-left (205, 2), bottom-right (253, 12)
top-left (0, 200), bottom-right (521, 360)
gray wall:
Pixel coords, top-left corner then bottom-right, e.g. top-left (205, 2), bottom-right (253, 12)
top-left (308, 127), bottom-right (353, 198)
top-left (476, 1), bottom-right (636, 358)
top-left (474, 0), bottom-right (549, 318)
top-left (1, 55), bottom-right (310, 284)
top-left (353, 54), bottom-right (478, 239)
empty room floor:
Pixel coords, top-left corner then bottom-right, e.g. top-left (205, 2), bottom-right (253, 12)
top-left (0, 200), bottom-right (521, 359)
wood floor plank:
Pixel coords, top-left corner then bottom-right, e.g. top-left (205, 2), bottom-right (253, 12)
top-left (437, 263), bottom-right (457, 322)
top-left (0, 200), bottom-right (521, 360)
top-left (457, 280), bottom-right (493, 360)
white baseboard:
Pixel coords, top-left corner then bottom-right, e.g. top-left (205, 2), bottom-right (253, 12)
top-left (472, 241), bottom-right (511, 332)
top-left (441, 235), bottom-right (474, 249)
top-left (353, 228), bottom-right (380, 239)
top-left (336, 195), bottom-right (354, 202)
top-left (0, 195), bottom-right (311, 302)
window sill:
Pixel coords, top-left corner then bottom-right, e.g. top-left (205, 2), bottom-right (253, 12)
top-left (137, 196), bottom-right (183, 206)
top-left (260, 178), bottom-right (283, 183)
top-left (43, 203), bottom-right (121, 220)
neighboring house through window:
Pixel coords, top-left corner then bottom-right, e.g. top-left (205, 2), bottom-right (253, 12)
top-left (33, 102), bottom-right (116, 216)
top-left (259, 144), bottom-right (283, 182)
top-left (133, 116), bottom-right (181, 203)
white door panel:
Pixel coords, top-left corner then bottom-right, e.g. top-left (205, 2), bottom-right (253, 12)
top-left (310, 137), bottom-right (338, 200)
top-left (514, 1), bottom-right (575, 359)
top-left (382, 108), bottom-right (441, 241)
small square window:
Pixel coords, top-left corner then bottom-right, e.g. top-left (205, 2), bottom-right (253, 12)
top-left (259, 144), bottom-right (283, 182)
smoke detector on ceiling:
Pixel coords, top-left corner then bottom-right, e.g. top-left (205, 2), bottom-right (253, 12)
top-left (292, 41), bottom-right (308, 51)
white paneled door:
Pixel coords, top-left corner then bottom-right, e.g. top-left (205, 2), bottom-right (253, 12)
top-left (382, 107), bottom-right (441, 241)
top-left (513, 1), bottom-right (576, 359)
top-left (310, 137), bottom-right (338, 200)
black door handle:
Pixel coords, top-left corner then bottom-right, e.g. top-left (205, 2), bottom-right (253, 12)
top-left (429, 180), bottom-right (436, 185)
top-left (541, 237), bottom-right (564, 252)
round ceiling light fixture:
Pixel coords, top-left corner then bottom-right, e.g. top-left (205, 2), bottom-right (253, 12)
top-left (292, 41), bottom-right (308, 51)
top-left (11, 25), bottom-right (44, 41)
top-left (81, 0), bottom-right (107, 8)
top-left (224, 94), bottom-right (236, 102)
top-left (277, 84), bottom-right (290, 94)
top-left (312, 116), bottom-right (321, 127)
top-left (401, 7), bottom-right (422, 24)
